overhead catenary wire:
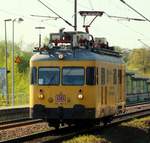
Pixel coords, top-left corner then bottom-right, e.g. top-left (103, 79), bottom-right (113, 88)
top-left (88, 0), bottom-right (94, 10)
top-left (107, 15), bottom-right (150, 40)
top-left (120, 0), bottom-right (150, 23)
top-left (0, 8), bottom-right (60, 33)
top-left (105, 13), bottom-right (146, 22)
top-left (0, 12), bottom-right (60, 31)
top-left (65, 0), bottom-right (91, 10)
top-left (0, 0), bottom-right (150, 43)
top-left (109, 17), bottom-right (148, 39)
top-left (0, 8), bottom-right (40, 22)
top-left (137, 39), bottom-right (150, 48)
top-left (38, 0), bottom-right (74, 28)
top-left (30, 14), bottom-right (59, 20)
top-left (0, 8), bottom-right (22, 17)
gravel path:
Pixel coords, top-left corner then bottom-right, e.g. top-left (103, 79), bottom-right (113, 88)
top-left (0, 122), bottom-right (50, 141)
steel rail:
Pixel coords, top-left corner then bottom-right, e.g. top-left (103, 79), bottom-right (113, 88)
top-left (0, 108), bottom-right (150, 143)
top-left (0, 118), bottom-right (30, 125)
top-left (0, 119), bottom-right (43, 130)
top-left (44, 108), bottom-right (150, 143)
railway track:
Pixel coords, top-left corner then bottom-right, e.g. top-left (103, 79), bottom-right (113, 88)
top-left (0, 107), bottom-right (150, 143)
top-left (0, 118), bottom-right (43, 130)
top-left (0, 118), bottom-right (30, 125)
top-left (0, 106), bottom-right (29, 122)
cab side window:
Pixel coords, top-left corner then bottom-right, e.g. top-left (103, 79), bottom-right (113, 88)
top-left (31, 67), bottom-right (37, 85)
top-left (113, 69), bottom-right (117, 84)
top-left (86, 67), bottom-right (96, 85)
top-left (101, 68), bottom-right (105, 85)
top-left (118, 69), bottom-right (122, 84)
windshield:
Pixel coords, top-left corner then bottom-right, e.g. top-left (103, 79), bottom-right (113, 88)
top-left (38, 67), bottom-right (60, 85)
top-left (62, 67), bottom-right (84, 85)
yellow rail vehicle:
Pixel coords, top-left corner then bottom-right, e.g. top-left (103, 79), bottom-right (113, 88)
top-left (30, 31), bottom-right (125, 128)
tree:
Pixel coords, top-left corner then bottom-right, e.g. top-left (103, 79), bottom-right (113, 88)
top-left (0, 40), bottom-right (32, 105)
top-left (127, 48), bottom-right (150, 75)
top-left (114, 46), bottom-right (130, 63)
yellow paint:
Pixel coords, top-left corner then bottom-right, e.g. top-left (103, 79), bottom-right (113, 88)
top-left (30, 59), bottom-right (126, 118)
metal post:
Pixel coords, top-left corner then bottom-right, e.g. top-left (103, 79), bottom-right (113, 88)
top-left (35, 26), bottom-right (45, 48)
top-left (4, 20), bottom-right (8, 105)
top-left (4, 19), bottom-right (11, 105)
top-left (12, 19), bottom-right (15, 106)
top-left (39, 33), bottom-right (41, 48)
top-left (12, 18), bottom-right (24, 106)
top-left (74, 0), bottom-right (77, 31)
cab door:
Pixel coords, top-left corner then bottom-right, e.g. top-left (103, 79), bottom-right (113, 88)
top-left (113, 68), bottom-right (119, 104)
top-left (118, 68), bottom-right (125, 103)
top-left (101, 68), bottom-right (107, 105)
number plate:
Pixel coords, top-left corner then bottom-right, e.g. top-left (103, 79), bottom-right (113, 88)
top-left (55, 95), bottom-right (66, 103)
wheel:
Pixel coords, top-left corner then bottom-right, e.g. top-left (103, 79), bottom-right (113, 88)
top-left (102, 116), bottom-right (112, 126)
top-left (54, 124), bottom-right (60, 130)
top-left (48, 121), bottom-right (60, 130)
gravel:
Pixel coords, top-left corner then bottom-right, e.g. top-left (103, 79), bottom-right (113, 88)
top-left (0, 122), bottom-right (50, 141)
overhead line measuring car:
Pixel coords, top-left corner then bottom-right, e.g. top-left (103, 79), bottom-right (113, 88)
top-left (30, 31), bottom-right (126, 128)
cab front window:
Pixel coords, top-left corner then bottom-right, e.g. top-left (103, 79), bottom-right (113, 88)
top-left (62, 67), bottom-right (84, 85)
top-left (38, 67), bottom-right (60, 85)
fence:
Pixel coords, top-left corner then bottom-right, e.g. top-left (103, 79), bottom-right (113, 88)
top-left (126, 92), bottom-right (150, 105)
top-left (0, 93), bottom-right (29, 107)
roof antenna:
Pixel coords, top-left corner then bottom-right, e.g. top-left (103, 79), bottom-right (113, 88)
top-left (38, 0), bottom-right (74, 29)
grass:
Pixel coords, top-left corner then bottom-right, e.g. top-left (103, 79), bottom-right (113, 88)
top-left (63, 135), bottom-right (110, 143)
top-left (121, 116), bottom-right (150, 130)
top-left (63, 116), bottom-right (150, 143)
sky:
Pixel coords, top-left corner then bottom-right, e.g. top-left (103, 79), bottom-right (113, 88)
top-left (0, 0), bottom-right (150, 51)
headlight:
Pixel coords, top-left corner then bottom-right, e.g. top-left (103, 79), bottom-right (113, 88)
top-left (38, 93), bottom-right (44, 99)
top-left (38, 89), bottom-right (44, 99)
top-left (58, 53), bottom-right (64, 59)
top-left (77, 93), bottom-right (84, 100)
